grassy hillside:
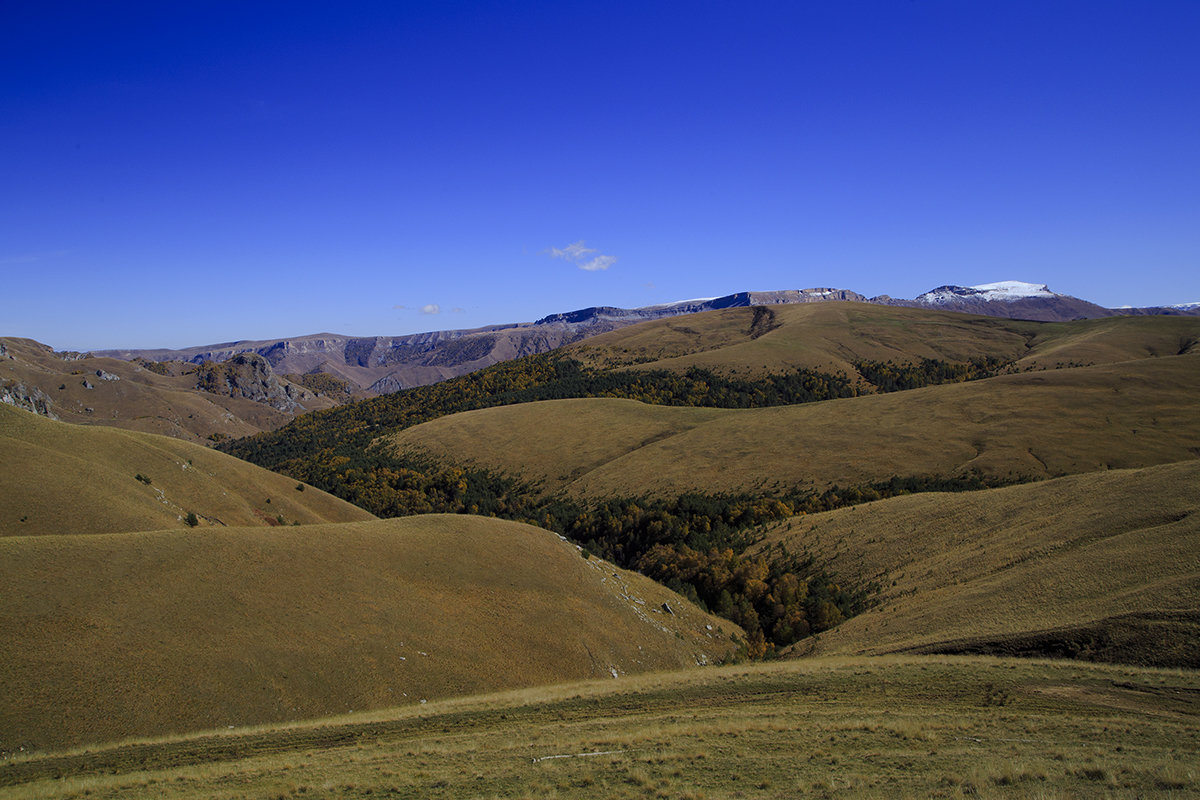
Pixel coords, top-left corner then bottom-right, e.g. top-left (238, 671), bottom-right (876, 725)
top-left (0, 403), bottom-right (374, 536)
top-left (0, 337), bottom-right (337, 444)
top-left (766, 460), bottom-right (1200, 668)
top-left (568, 302), bottom-right (1200, 377)
top-left (3, 657), bottom-right (1197, 799)
top-left (389, 353), bottom-right (1200, 499)
top-left (0, 514), bottom-right (738, 751)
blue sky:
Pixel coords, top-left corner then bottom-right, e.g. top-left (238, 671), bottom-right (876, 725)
top-left (4, 1), bottom-right (1198, 349)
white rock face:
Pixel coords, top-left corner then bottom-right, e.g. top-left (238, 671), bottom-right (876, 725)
top-left (967, 281), bottom-right (1055, 300)
top-left (916, 281), bottom-right (1056, 305)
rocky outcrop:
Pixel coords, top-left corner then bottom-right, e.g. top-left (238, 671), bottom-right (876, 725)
top-left (0, 381), bottom-right (57, 419)
top-left (91, 281), bottom-right (1200, 398)
top-left (194, 353), bottom-right (313, 413)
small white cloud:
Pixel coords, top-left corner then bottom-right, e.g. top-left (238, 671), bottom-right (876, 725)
top-left (579, 255), bottom-right (616, 272)
top-left (450, 307), bottom-right (465, 313)
top-left (548, 240), bottom-right (596, 261)
top-left (546, 240), bottom-right (617, 272)
top-left (421, 304), bottom-right (440, 315)
top-left (392, 304), bottom-right (407, 310)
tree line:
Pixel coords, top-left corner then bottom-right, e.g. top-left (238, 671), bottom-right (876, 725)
top-left (220, 350), bottom-right (1025, 656)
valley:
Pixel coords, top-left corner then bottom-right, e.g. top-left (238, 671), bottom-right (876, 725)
top-left (3, 299), bottom-right (1198, 798)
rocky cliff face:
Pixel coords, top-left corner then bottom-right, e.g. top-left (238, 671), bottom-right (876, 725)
top-left (91, 281), bottom-right (1199, 398)
top-left (193, 353), bottom-right (313, 413)
top-left (0, 336), bottom-right (339, 445)
top-left (0, 380), bottom-right (57, 419)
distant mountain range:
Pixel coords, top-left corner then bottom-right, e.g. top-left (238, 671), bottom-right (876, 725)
top-left (93, 281), bottom-right (1198, 396)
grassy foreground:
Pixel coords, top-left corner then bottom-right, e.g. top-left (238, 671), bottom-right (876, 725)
top-left (2, 656), bottom-right (1197, 799)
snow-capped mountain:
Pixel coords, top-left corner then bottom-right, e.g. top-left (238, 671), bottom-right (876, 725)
top-left (881, 280), bottom-right (1112, 321)
top-left (93, 280), bottom-right (1197, 397)
top-left (915, 281), bottom-right (1056, 304)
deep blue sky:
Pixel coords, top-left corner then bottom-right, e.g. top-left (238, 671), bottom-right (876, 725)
top-left (4, 1), bottom-right (1198, 349)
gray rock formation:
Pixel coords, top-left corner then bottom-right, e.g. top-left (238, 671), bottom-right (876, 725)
top-left (92, 281), bottom-right (1199, 397)
top-left (193, 353), bottom-right (313, 413)
top-left (0, 381), bottom-right (57, 419)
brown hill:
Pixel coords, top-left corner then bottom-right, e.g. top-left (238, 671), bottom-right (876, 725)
top-left (87, 284), bottom-right (1198, 398)
top-left (567, 302), bottom-right (1200, 379)
top-left (0, 514), bottom-right (739, 751)
top-left (0, 337), bottom-right (338, 444)
top-left (2, 656), bottom-right (1197, 798)
top-left (388, 353), bottom-right (1200, 500)
top-left (769, 460), bottom-right (1200, 668)
top-left (0, 403), bottom-right (374, 536)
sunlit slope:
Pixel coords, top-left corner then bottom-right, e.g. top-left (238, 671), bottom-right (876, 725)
top-left (0, 403), bottom-right (374, 536)
top-left (567, 302), bottom-right (1200, 377)
top-left (389, 353), bottom-right (1200, 499)
top-left (774, 460), bottom-right (1200, 667)
top-left (0, 514), bottom-right (738, 751)
top-left (4, 658), bottom-right (1198, 799)
top-left (0, 337), bottom-right (334, 443)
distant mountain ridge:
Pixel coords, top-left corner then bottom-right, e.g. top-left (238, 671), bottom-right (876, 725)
top-left (93, 281), bottom-right (1198, 396)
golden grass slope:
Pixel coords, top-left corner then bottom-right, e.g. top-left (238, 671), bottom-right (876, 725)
top-left (389, 353), bottom-right (1200, 499)
top-left (0, 337), bottom-right (337, 444)
top-left (0, 403), bottom-right (374, 536)
top-left (568, 302), bottom-right (1200, 378)
top-left (771, 460), bottom-right (1200, 667)
top-left (3, 657), bottom-right (1198, 799)
top-left (0, 514), bottom-right (739, 751)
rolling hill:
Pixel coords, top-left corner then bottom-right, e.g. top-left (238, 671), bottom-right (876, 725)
top-left (0, 514), bottom-right (738, 751)
top-left (0, 337), bottom-right (340, 444)
top-left (567, 301), bottom-right (1200, 379)
top-left (89, 283), bottom-right (1200, 398)
top-left (0, 402), bottom-right (374, 536)
top-left (770, 460), bottom-right (1200, 668)
top-left (3, 656), bottom-right (1198, 798)
top-left (387, 352), bottom-right (1200, 500)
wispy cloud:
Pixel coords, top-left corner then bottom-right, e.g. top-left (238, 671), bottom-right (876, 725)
top-left (548, 241), bottom-right (595, 260)
top-left (579, 255), bottom-right (616, 272)
top-left (395, 303), bottom-right (449, 315)
top-left (546, 240), bottom-right (617, 272)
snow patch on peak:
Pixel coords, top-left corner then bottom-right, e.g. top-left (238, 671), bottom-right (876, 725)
top-left (968, 281), bottom-right (1054, 300)
top-left (657, 297), bottom-right (719, 307)
top-left (1170, 301), bottom-right (1200, 310)
top-left (916, 280), bottom-right (1056, 305)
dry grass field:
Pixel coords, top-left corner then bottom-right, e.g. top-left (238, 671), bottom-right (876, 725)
top-left (0, 514), bottom-right (738, 752)
top-left (568, 302), bottom-right (1200, 378)
top-left (6, 306), bottom-right (1200, 795)
top-left (0, 403), bottom-right (374, 536)
top-left (389, 353), bottom-right (1200, 499)
top-left (767, 460), bottom-right (1200, 667)
top-left (0, 337), bottom-right (336, 443)
top-left (2, 656), bottom-right (1197, 799)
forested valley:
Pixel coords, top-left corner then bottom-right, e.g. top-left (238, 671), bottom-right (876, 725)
top-left (221, 351), bottom-right (1024, 657)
